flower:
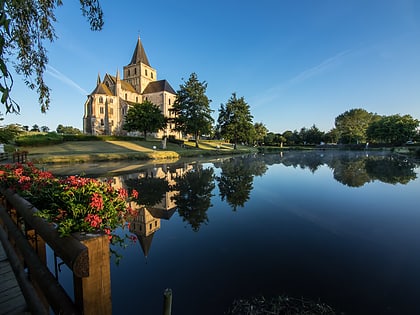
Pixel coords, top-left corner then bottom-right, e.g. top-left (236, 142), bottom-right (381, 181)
top-left (0, 163), bottom-right (137, 241)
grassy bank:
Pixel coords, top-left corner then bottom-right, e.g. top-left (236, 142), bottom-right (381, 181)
top-left (11, 139), bottom-right (258, 164)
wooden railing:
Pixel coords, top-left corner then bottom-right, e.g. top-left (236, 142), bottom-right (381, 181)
top-left (0, 188), bottom-right (112, 315)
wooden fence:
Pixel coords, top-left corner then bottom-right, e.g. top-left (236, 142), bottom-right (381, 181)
top-left (0, 188), bottom-right (111, 315)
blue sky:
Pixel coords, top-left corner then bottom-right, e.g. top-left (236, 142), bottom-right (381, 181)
top-left (3, 0), bottom-right (420, 133)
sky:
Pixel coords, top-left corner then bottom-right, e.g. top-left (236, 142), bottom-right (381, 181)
top-left (2, 0), bottom-right (420, 133)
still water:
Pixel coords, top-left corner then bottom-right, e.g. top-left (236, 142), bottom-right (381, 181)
top-left (56, 151), bottom-right (420, 314)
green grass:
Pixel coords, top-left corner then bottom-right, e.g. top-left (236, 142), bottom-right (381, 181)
top-left (16, 139), bottom-right (258, 164)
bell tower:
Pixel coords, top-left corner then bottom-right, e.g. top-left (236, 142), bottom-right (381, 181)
top-left (123, 36), bottom-right (157, 94)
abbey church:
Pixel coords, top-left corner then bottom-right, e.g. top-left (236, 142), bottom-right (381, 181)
top-left (83, 37), bottom-right (178, 137)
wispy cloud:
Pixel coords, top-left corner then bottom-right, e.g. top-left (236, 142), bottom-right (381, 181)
top-left (252, 49), bottom-right (353, 109)
top-left (46, 65), bottom-right (88, 95)
top-left (289, 49), bottom-right (351, 84)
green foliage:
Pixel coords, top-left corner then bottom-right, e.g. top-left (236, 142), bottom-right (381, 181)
top-left (0, 123), bottom-right (23, 143)
top-left (299, 124), bottom-right (325, 145)
top-left (0, 162), bottom-right (136, 239)
top-left (253, 122), bottom-right (267, 145)
top-left (15, 132), bottom-right (64, 146)
top-left (366, 114), bottom-right (419, 144)
top-left (123, 100), bottom-right (167, 140)
top-left (335, 108), bottom-right (378, 144)
top-left (172, 73), bottom-right (214, 148)
top-left (217, 93), bottom-right (254, 146)
top-left (0, 0), bottom-right (103, 113)
top-left (56, 124), bottom-right (82, 134)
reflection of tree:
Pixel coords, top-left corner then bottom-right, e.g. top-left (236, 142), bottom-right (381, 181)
top-left (332, 155), bottom-right (417, 187)
top-left (124, 177), bottom-right (170, 207)
top-left (277, 151), bottom-right (417, 187)
top-left (216, 156), bottom-right (268, 211)
top-left (332, 157), bottom-right (371, 187)
top-left (172, 165), bottom-right (215, 232)
top-left (365, 157), bottom-right (417, 184)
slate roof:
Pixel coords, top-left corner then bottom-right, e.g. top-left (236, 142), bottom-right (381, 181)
top-left (142, 80), bottom-right (176, 95)
top-left (128, 37), bottom-right (150, 66)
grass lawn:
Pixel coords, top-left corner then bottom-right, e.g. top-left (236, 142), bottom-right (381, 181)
top-left (16, 139), bottom-right (257, 164)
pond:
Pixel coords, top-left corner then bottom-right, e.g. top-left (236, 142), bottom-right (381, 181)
top-left (52, 150), bottom-right (420, 314)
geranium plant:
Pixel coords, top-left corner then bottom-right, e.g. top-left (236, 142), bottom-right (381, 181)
top-left (0, 163), bottom-right (138, 243)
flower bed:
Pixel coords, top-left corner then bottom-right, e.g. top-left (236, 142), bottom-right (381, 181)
top-left (0, 162), bottom-right (138, 242)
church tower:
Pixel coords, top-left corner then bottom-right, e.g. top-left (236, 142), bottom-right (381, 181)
top-left (123, 37), bottom-right (157, 94)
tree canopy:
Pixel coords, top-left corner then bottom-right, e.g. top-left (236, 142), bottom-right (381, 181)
top-left (172, 73), bottom-right (213, 148)
top-left (123, 100), bottom-right (167, 140)
top-left (335, 108), bottom-right (378, 144)
top-left (0, 0), bottom-right (104, 114)
top-left (217, 93), bottom-right (254, 147)
top-left (366, 114), bottom-right (419, 144)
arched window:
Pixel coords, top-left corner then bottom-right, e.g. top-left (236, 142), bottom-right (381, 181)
top-left (136, 96), bottom-right (138, 103)
top-left (125, 93), bottom-right (127, 100)
top-left (99, 96), bottom-right (103, 103)
top-left (110, 98), bottom-right (113, 103)
top-left (128, 69), bottom-right (131, 76)
top-left (134, 68), bottom-right (137, 75)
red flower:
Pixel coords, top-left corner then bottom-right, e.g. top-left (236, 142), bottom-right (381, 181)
top-left (89, 193), bottom-right (104, 211)
top-left (85, 214), bottom-right (102, 228)
top-left (131, 189), bottom-right (139, 199)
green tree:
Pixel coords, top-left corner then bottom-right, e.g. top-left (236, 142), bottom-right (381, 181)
top-left (56, 124), bottom-right (81, 134)
top-left (217, 93), bottom-right (254, 148)
top-left (253, 122), bottom-right (268, 145)
top-left (324, 128), bottom-right (340, 144)
top-left (299, 124), bottom-right (324, 145)
top-left (172, 73), bottom-right (213, 148)
top-left (0, 123), bottom-right (23, 143)
top-left (123, 100), bottom-right (167, 140)
top-left (41, 125), bottom-right (49, 132)
top-left (366, 114), bottom-right (419, 144)
top-left (0, 0), bottom-right (104, 113)
top-left (31, 124), bottom-right (40, 132)
top-left (335, 108), bottom-right (378, 144)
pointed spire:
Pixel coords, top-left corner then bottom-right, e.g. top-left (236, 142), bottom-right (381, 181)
top-left (97, 73), bottom-right (101, 85)
top-left (129, 36), bottom-right (150, 66)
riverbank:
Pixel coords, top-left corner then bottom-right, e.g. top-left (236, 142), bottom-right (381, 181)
top-left (7, 139), bottom-right (258, 164)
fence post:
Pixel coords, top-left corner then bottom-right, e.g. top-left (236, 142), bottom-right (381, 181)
top-left (162, 288), bottom-right (172, 315)
top-left (73, 233), bottom-right (112, 315)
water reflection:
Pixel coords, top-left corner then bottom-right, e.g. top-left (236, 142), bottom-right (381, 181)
top-left (215, 155), bottom-right (268, 211)
top-left (103, 151), bottom-right (418, 258)
top-left (97, 151), bottom-right (420, 315)
top-left (172, 164), bottom-right (215, 231)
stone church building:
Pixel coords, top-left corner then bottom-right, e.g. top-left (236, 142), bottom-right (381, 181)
top-left (83, 37), bottom-right (178, 138)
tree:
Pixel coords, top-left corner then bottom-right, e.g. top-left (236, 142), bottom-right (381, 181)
top-left (0, 123), bottom-right (23, 143)
top-left (41, 125), bottom-right (49, 132)
top-left (299, 124), bottom-right (324, 145)
top-left (1, 0), bottom-right (104, 114)
top-left (123, 100), bottom-right (167, 140)
top-left (335, 108), bottom-right (378, 144)
top-left (253, 122), bottom-right (268, 146)
top-left (217, 93), bottom-right (254, 148)
top-left (366, 114), bottom-right (419, 144)
top-left (56, 124), bottom-right (81, 134)
top-left (30, 124), bottom-right (40, 132)
top-left (172, 73), bottom-right (213, 148)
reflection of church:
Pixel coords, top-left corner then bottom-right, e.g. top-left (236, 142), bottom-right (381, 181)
top-left (111, 163), bottom-right (193, 257)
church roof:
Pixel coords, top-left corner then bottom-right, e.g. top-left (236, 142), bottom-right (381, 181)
top-left (143, 80), bottom-right (176, 94)
top-left (106, 74), bottom-right (138, 93)
top-left (90, 83), bottom-right (113, 96)
top-left (128, 37), bottom-right (150, 66)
